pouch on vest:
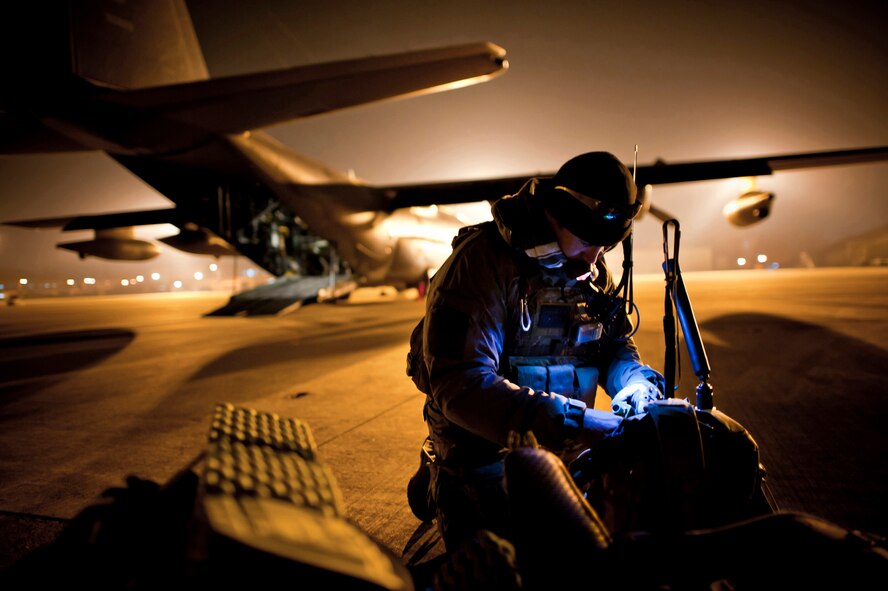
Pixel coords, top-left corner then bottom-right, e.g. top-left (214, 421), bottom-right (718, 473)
top-left (511, 358), bottom-right (599, 404)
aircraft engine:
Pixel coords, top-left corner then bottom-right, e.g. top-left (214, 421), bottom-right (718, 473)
top-left (57, 237), bottom-right (161, 260)
top-left (56, 227), bottom-right (160, 260)
top-left (722, 191), bottom-right (775, 227)
top-left (158, 228), bottom-right (236, 257)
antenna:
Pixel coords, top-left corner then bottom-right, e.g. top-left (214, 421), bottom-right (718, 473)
top-left (632, 144), bottom-right (638, 183)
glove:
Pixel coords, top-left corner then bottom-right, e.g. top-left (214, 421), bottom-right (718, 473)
top-left (611, 380), bottom-right (663, 417)
top-left (579, 408), bottom-right (623, 445)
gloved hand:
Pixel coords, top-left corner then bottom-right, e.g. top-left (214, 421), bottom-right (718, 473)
top-left (578, 408), bottom-right (623, 445)
top-left (611, 380), bottom-right (663, 417)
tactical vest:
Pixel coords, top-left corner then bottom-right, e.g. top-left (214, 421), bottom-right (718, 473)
top-left (407, 221), bottom-right (624, 404)
top-left (507, 279), bottom-right (615, 404)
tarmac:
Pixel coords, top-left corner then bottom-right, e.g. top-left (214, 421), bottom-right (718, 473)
top-left (1, 267), bottom-right (886, 571)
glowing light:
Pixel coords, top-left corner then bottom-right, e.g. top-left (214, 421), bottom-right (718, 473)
top-left (121, 279), bottom-right (130, 286)
top-left (194, 271), bottom-right (204, 280)
top-left (409, 205), bottom-right (439, 219)
top-left (173, 280), bottom-right (183, 289)
top-left (757, 254), bottom-right (768, 263)
top-left (343, 211), bottom-right (376, 225)
top-left (737, 257), bottom-right (747, 266)
top-left (66, 279), bottom-right (75, 286)
top-left (209, 263), bottom-right (218, 272)
top-left (19, 278), bottom-right (28, 285)
top-left (84, 277), bottom-right (96, 285)
top-left (136, 275), bottom-right (144, 282)
top-left (245, 269), bottom-right (256, 278)
top-left (151, 272), bottom-right (160, 280)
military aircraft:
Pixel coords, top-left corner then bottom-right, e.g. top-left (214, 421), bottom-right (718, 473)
top-left (2, 0), bottom-right (886, 310)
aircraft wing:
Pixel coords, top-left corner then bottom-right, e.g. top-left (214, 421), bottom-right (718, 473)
top-left (95, 42), bottom-right (507, 135)
top-left (4, 209), bottom-right (179, 231)
top-left (382, 146), bottom-right (888, 209)
top-left (633, 145), bottom-right (888, 186)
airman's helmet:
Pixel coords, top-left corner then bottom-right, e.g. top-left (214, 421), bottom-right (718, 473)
top-left (542, 152), bottom-right (641, 247)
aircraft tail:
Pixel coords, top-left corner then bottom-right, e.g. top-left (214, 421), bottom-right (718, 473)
top-left (69, 0), bottom-right (209, 88)
top-left (0, 0), bottom-right (208, 91)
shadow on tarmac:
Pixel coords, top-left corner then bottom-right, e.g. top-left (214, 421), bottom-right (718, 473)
top-left (186, 317), bottom-right (417, 382)
top-left (697, 313), bottom-right (888, 536)
top-left (0, 329), bottom-right (135, 408)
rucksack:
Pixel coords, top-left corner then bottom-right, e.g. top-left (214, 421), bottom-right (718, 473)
top-left (405, 316), bottom-right (430, 395)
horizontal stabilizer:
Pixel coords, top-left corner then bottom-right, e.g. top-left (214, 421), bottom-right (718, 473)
top-left (97, 42), bottom-right (508, 134)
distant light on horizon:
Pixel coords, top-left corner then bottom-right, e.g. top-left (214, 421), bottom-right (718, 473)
top-left (245, 268), bottom-right (256, 278)
top-left (83, 277), bottom-right (96, 285)
top-left (737, 257), bottom-right (747, 266)
top-left (151, 272), bottom-right (160, 280)
top-left (136, 275), bottom-right (144, 282)
top-left (121, 279), bottom-right (129, 286)
top-left (757, 254), bottom-right (768, 263)
top-left (173, 280), bottom-right (183, 288)
top-left (19, 278), bottom-right (28, 285)
top-left (66, 279), bottom-right (75, 286)
top-left (194, 271), bottom-right (204, 280)
top-left (209, 263), bottom-right (218, 272)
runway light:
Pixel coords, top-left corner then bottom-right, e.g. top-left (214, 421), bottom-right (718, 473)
top-left (194, 271), bottom-right (204, 280)
top-left (209, 263), bottom-right (218, 272)
top-left (737, 257), bottom-right (747, 266)
top-left (173, 280), bottom-right (183, 289)
top-left (136, 275), bottom-right (144, 282)
top-left (151, 272), bottom-right (160, 280)
top-left (84, 277), bottom-right (96, 285)
top-left (121, 279), bottom-right (130, 286)
top-left (757, 254), bottom-right (768, 263)
top-left (19, 278), bottom-right (28, 285)
top-left (66, 279), bottom-right (75, 286)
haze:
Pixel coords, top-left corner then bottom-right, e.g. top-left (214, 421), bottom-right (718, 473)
top-left (0, 0), bottom-right (885, 291)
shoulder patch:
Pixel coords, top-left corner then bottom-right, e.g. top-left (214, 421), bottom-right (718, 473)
top-left (427, 305), bottom-right (470, 359)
